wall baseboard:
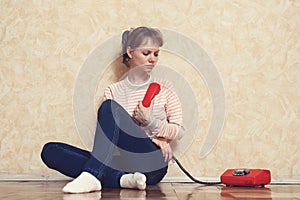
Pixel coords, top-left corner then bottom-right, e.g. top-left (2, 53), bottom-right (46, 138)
top-left (0, 174), bottom-right (71, 181)
top-left (163, 176), bottom-right (300, 185)
top-left (0, 174), bottom-right (299, 184)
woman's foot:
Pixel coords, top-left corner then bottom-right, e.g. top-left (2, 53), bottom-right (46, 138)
top-left (62, 172), bottom-right (102, 193)
top-left (120, 172), bottom-right (147, 190)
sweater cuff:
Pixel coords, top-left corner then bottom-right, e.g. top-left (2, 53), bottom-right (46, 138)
top-left (145, 115), bottom-right (158, 130)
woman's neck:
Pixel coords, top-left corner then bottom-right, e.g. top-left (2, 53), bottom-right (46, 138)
top-left (127, 71), bottom-right (150, 85)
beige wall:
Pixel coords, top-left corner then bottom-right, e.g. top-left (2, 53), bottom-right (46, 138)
top-left (1, 0), bottom-right (299, 181)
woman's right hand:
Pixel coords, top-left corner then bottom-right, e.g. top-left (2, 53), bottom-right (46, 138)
top-left (132, 101), bottom-right (153, 126)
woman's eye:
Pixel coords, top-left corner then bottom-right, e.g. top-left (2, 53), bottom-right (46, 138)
top-left (142, 51), bottom-right (152, 56)
top-left (142, 50), bottom-right (159, 56)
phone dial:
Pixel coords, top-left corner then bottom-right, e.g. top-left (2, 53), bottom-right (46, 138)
top-left (232, 169), bottom-right (250, 176)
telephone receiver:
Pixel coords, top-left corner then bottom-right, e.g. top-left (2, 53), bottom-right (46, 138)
top-left (142, 82), bottom-right (161, 107)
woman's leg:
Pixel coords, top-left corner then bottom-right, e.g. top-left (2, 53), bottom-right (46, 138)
top-left (83, 99), bottom-right (168, 188)
top-left (61, 100), bottom-right (167, 192)
top-left (144, 166), bottom-right (168, 185)
top-left (40, 142), bottom-right (91, 178)
top-left (40, 142), bottom-right (157, 190)
top-left (110, 156), bottom-right (168, 186)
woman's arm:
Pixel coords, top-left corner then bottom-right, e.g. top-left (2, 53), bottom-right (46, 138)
top-left (146, 82), bottom-right (184, 140)
top-left (103, 86), bottom-right (113, 100)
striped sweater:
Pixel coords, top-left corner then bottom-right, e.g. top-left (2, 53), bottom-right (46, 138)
top-left (104, 75), bottom-right (184, 149)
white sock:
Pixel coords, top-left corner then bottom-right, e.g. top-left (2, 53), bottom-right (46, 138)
top-left (62, 172), bottom-right (102, 193)
top-left (120, 172), bottom-right (147, 190)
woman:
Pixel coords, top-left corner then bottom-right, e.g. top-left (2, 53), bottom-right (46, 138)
top-left (41, 26), bottom-right (184, 193)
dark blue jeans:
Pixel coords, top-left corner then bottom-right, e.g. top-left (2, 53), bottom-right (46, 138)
top-left (41, 99), bottom-right (168, 188)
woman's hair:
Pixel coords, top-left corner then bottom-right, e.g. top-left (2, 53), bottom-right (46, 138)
top-left (121, 26), bottom-right (163, 67)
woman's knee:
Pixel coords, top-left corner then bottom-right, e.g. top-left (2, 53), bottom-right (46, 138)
top-left (97, 99), bottom-right (122, 118)
top-left (41, 142), bottom-right (54, 159)
top-left (40, 142), bottom-right (59, 168)
top-left (97, 99), bottom-right (113, 116)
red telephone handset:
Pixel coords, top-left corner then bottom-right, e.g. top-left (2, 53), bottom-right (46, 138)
top-left (142, 82), bottom-right (161, 107)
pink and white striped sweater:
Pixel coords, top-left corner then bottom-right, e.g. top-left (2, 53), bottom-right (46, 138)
top-left (104, 76), bottom-right (184, 149)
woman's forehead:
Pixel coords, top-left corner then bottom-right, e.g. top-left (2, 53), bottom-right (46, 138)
top-left (138, 38), bottom-right (160, 48)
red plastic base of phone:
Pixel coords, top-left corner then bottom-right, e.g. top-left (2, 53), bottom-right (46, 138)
top-left (221, 169), bottom-right (271, 187)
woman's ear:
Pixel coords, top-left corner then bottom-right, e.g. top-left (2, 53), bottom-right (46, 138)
top-left (127, 47), bottom-right (133, 59)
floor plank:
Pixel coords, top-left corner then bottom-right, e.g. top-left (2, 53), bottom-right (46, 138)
top-left (0, 181), bottom-right (299, 199)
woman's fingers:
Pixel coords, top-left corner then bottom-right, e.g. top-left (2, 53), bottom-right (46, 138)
top-left (132, 102), bottom-right (152, 126)
top-left (162, 145), bottom-right (173, 163)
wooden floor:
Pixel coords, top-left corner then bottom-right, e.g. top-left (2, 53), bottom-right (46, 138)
top-left (0, 181), bottom-right (299, 199)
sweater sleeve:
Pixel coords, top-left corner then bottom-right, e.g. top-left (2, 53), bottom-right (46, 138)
top-left (103, 86), bottom-right (113, 100)
top-left (146, 81), bottom-right (184, 140)
top-left (151, 138), bottom-right (170, 149)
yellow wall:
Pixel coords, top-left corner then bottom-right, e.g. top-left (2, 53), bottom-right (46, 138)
top-left (1, 0), bottom-right (299, 181)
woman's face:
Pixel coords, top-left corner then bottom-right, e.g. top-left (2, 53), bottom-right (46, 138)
top-left (127, 39), bottom-right (160, 73)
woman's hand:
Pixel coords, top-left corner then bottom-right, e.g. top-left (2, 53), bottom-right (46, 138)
top-left (161, 143), bottom-right (173, 163)
top-left (153, 138), bottom-right (174, 163)
top-left (132, 101), bottom-right (153, 126)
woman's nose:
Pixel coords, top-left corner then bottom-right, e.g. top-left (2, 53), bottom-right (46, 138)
top-left (148, 54), bottom-right (157, 63)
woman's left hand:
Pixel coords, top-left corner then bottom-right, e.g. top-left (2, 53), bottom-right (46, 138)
top-left (132, 101), bottom-right (153, 126)
top-left (161, 143), bottom-right (174, 163)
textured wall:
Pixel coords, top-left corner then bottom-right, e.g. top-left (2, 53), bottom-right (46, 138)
top-left (0, 0), bottom-right (299, 180)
